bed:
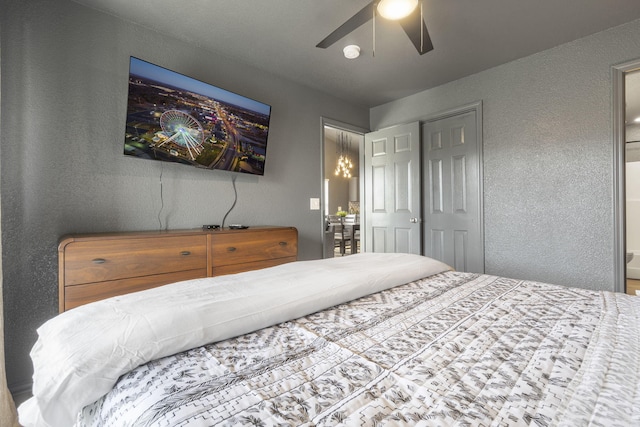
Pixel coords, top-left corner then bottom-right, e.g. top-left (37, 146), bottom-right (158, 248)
top-left (18, 252), bottom-right (640, 426)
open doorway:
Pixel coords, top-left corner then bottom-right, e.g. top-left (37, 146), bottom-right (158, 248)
top-left (625, 69), bottom-right (640, 295)
top-left (321, 119), bottom-right (366, 258)
top-left (613, 59), bottom-right (640, 294)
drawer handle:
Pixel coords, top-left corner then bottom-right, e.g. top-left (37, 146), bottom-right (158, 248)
top-left (227, 247), bottom-right (237, 252)
top-left (180, 251), bottom-right (191, 256)
top-left (92, 258), bottom-right (106, 264)
top-left (279, 241), bottom-right (288, 246)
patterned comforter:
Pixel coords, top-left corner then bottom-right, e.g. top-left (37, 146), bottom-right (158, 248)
top-left (78, 272), bottom-right (640, 426)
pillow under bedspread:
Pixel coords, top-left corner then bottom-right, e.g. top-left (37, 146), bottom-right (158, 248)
top-left (19, 253), bottom-right (451, 427)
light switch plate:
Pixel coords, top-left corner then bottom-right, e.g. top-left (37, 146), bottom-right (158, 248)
top-left (310, 198), bottom-right (320, 210)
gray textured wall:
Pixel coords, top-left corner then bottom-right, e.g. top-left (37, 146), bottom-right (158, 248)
top-left (371, 18), bottom-right (640, 290)
top-left (1, 0), bottom-right (368, 392)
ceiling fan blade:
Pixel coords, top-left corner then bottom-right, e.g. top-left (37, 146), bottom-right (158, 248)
top-left (398, 7), bottom-right (434, 55)
top-left (316, 2), bottom-right (376, 49)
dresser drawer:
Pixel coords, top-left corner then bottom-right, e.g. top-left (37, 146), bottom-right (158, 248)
top-left (211, 258), bottom-right (296, 277)
top-left (62, 235), bottom-right (208, 286)
top-left (210, 228), bottom-right (297, 268)
top-left (63, 269), bottom-right (207, 311)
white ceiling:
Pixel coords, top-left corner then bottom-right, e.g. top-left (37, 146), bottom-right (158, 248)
top-left (72, 0), bottom-right (640, 108)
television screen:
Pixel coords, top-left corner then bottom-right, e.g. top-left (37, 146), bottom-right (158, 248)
top-left (124, 57), bottom-right (271, 175)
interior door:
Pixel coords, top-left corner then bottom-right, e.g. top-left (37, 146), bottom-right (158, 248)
top-left (422, 110), bottom-right (484, 272)
top-left (364, 122), bottom-right (421, 254)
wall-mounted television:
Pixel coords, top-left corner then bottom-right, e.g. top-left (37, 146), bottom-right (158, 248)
top-left (124, 57), bottom-right (271, 175)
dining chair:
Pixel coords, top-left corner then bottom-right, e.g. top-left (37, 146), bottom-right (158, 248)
top-left (343, 214), bottom-right (360, 254)
top-left (327, 215), bottom-right (350, 256)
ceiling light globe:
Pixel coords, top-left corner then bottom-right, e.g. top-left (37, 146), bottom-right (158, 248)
top-left (377, 0), bottom-right (418, 20)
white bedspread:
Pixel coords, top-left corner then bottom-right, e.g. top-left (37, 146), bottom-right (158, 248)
top-left (76, 271), bottom-right (640, 426)
top-left (18, 253), bottom-right (450, 427)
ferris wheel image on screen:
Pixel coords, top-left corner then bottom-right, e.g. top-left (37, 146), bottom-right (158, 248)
top-left (155, 110), bottom-right (205, 161)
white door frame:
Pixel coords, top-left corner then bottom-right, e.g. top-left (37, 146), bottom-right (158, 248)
top-left (612, 58), bottom-right (640, 293)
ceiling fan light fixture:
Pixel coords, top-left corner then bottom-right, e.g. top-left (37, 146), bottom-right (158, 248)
top-left (377, 0), bottom-right (418, 20)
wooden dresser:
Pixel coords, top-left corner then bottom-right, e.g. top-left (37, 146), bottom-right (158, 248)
top-left (58, 226), bottom-right (298, 312)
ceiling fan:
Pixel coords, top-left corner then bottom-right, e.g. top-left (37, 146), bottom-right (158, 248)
top-left (316, 0), bottom-right (434, 55)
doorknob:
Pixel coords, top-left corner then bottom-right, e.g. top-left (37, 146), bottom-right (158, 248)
top-left (409, 218), bottom-right (421, 223)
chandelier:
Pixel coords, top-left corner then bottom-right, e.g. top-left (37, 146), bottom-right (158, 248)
top-left (335, 132), bottom-right (353, 178)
